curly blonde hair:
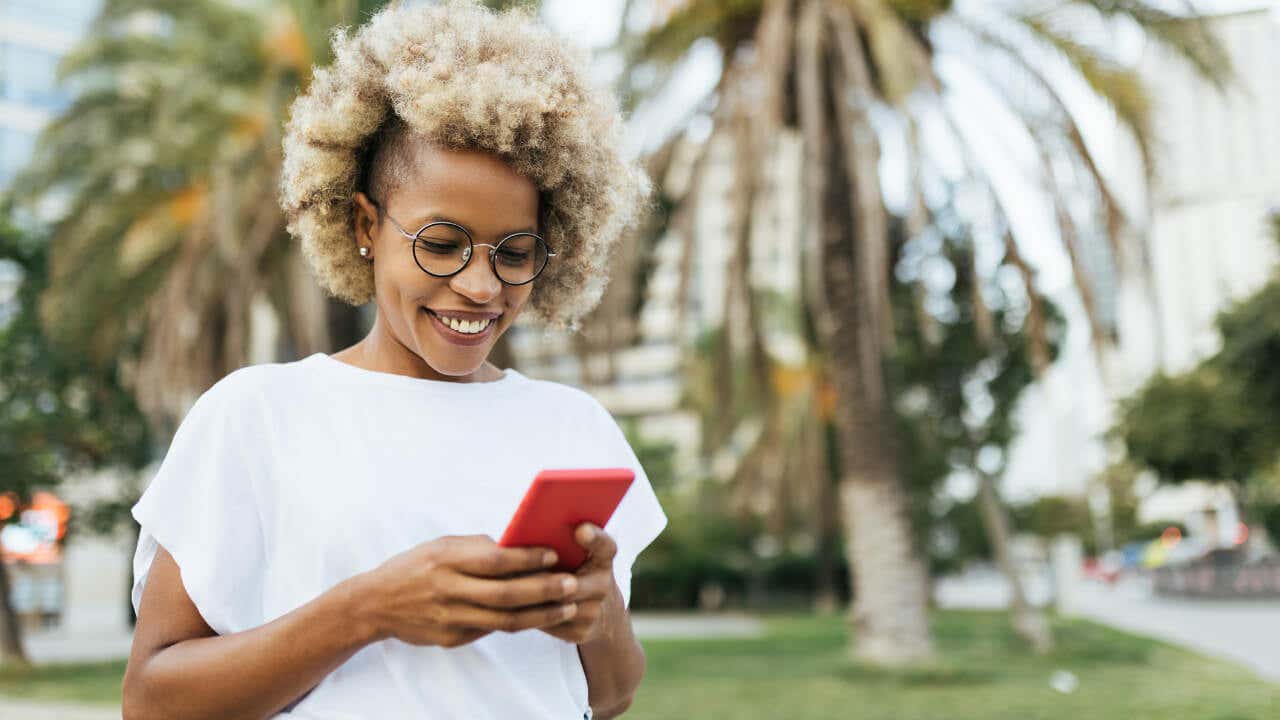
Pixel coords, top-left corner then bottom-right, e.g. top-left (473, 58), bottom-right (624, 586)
top-left (280, 0), bottom-right (651, 330)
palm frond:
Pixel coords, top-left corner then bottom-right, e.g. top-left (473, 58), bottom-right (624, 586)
top-left (957, 17), bottom-right (1130, 270)
top-left (845, 0), bottom-right (927, 104)
top-left (631, 0), bottom-right (763, 66)
top-left (1014, 13), bottom-right (1155, 179)
top-left (1068, 0), bottom-right (1233, 90)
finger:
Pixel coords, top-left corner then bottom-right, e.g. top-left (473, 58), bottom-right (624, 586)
top-left (574, 524), bottom-right (617, 564)
top-left (565, 570), bottom-right (614, 601)
top-left (439, 627), bottom-right (491, 649)
top-left (447, 601), bottom-right (579, 634)
top-left (447, 570), bottom-right (579, 609)
top-left (444, 537), bottom-right (558, 577)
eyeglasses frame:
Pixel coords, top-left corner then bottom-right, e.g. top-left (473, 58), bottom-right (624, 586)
top-left (369, 199), bottom-right (557, 286)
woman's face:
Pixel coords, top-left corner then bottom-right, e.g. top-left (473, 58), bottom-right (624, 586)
top-left (352, 144), bottom-right (539, 381)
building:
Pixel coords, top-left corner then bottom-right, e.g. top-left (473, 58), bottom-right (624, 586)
top-left (1003, 6), bottom-right (1280, 547)
top-left (0, 0), bottom-right (103, 188)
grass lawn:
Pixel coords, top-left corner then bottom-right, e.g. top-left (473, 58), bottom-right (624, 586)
top-left (629, 611), bottom-right (1280, 720)
top-left (2, 611), bottom-right (1277, 719)
top-left (0, 658), bottom-right (125, 706)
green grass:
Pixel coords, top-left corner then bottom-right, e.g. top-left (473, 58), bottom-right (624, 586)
top-left (2, 612), bottom-right (1277, 719)
top-left (0, 658), bottom-right (126, 706)
top-left (629, 611), bottom-right (1280, 720)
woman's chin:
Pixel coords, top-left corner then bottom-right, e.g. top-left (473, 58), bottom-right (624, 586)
top-left (417, 342), bottom-right (491, 378)
top-left (420, 353), bottom-right (483, 379)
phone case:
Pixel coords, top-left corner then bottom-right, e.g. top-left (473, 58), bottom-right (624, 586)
top-left (497, 468), bottom-right (635, 572)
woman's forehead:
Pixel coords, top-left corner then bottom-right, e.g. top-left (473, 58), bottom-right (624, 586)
top-left (394, 144), bottom-right (540, 231)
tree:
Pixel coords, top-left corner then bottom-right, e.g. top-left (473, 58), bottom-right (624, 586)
top-left (886, 196), bottom-right (1065, 653)
top-left (613, 0), bottom-right (1227, 665)
top-left (1117, 212), bottom-right (1280, 523)
top-left (9, 0), bottom-right (390, 438)
top-left (0, 220), bottom-right (151, 668)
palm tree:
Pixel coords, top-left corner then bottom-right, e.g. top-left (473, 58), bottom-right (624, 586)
top-left (9, 0), bottom-right (388, 437)
top-left (608, 0), bottom-right (1228, 665)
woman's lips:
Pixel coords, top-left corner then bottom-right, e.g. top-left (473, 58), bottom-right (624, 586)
top-left (423, 308), bottom-right (496, 347)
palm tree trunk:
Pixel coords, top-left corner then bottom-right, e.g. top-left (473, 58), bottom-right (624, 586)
top-left (797, 0), bottom-right (933, 665)
top-left (0, 539), bottom-right (30, 668)
top-left (975, 470), bottom-right (1053, 654)
top-left (813, 413), bottom-right (841, 614)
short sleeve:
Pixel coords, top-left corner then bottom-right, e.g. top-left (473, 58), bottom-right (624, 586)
top-left (589, 402), bottom-right (668, 610)
top-left (130, 371), bottom-right (269, 636)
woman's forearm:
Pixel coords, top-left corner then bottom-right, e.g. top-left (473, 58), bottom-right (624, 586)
top-left (577, 580), bottom-right (646, 718)
top-left (123, 572), bottom-right (383, 720)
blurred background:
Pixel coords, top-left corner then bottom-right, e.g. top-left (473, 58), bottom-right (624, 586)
top-left (1, 0), bottom-right (1278, 718)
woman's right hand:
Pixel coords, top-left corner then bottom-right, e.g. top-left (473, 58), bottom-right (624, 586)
top-left (353, 535), bottom-right (581, 649)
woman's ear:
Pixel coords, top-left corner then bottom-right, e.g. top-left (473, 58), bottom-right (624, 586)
top-left (352, 191), bottom-right (379, 259)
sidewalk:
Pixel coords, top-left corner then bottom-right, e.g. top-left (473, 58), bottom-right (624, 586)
top-left (631, 612), bottom-right (764, 640)
top-left (23, 626), bottom-right (134, 665)
top-left (937, 569), bottom-right (1280, 683)
top-left (1074, 579), bottom-right (1280, 682)
top-left (0, 698), bottom-right (119, 720)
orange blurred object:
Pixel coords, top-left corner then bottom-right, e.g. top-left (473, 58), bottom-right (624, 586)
top-left (1, 490), bottom-right (69, 564)
top-left (1234, 523), bottom-right (1250, 546)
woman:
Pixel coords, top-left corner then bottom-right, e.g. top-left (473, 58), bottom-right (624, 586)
top-left (122, 3), bottom-right (666, 718)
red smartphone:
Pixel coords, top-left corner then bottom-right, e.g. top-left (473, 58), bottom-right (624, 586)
top-left (498, 468), bottom-right (635, 572)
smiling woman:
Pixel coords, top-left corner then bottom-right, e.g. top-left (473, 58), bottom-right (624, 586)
top-left (274, 0), bottom-right (651, 383)
top-left (122, 3), bottom-right (666, 720)
top-left (346, 135), bottom-right (544, 380)
top-left (279, 0), bottom-right (651, 331)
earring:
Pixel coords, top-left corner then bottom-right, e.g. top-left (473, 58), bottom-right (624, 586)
top-left (359, 246), bottom-right (370, 258)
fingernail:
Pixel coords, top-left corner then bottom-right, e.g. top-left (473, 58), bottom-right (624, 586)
top-left (562, 603), bottom-right (577, 619)
top-left (543, 551), bottom-right (557, 566)
top-left (562, 577), bottom-right (577, 594)
top-left (582, 524), bottom-right (598, 541)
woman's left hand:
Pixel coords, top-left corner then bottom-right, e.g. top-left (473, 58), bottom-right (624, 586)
top-left (538, 523), bottom-right (619, 645)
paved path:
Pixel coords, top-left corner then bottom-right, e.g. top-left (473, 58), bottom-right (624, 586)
top-left (1075, 580), bottom-right (1280, 682)
top-left (0, 698), bottom-right (119, 720)
top-left (631, 612), bottom-right (764, 640)
top-left (24, 628), bottom-right (134, 665)
top-left (937, 570), bottom-right (1280, 683)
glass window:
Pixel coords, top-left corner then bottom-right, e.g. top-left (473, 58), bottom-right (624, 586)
top-left (2, 0), bottom-right (103, 34)
top-left (0, 128), bottom-right (37, 187)
top-left (2, 43), bottom-right (69, 110)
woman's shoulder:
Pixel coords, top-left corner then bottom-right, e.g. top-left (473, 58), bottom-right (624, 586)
top-left (508, 371), bottom-right (610, 417)
top-left (187, 355), bottom-right (314, 421)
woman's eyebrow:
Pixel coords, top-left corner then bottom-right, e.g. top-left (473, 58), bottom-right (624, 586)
top-left (412, 213), bottom-right (537, 237)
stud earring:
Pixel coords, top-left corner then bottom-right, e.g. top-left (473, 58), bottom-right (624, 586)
top-left (359, 247), bottom-right (370, 258)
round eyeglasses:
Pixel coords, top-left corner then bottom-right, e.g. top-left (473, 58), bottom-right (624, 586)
top-left (373, 203), bottom-right (556, 286)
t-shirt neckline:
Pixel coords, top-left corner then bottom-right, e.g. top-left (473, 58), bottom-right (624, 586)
top-left (308, 352), bottom-right (524, 393)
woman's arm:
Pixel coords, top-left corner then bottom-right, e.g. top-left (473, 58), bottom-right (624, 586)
top-left (124, 537), bottom-right (579, 720)
top-left (538, 524), bottom-right (647, 718)
top-left (577, 580), bottom-right (646, 719)
top-left (122, 546), bottom-right (380, 720)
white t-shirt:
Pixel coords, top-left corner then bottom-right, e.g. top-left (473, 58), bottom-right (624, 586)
top-left (130, 352), bottom-right (668, 720)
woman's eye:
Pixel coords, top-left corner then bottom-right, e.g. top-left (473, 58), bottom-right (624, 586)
top-left (498, 251), bottom-right (529, 265)
top-left (420, 240), bottom-right (461, 255)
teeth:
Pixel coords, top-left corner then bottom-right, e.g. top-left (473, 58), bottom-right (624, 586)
top-left (438, 314), bottom-right (491, 334)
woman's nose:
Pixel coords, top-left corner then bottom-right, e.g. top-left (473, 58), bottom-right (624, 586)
top-left (448, 249), bottom-right (502, 302)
